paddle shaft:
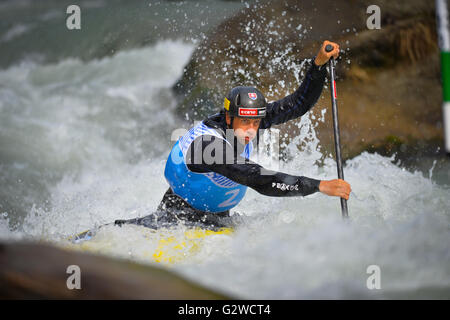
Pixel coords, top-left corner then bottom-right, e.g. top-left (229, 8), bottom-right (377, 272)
top-left (325, 44), bottom-right (349, 218)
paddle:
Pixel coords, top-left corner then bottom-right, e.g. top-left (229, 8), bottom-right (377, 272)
top-left (325, 44), bottom-right (349, 219)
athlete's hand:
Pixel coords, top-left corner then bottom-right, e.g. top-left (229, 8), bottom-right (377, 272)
top-left (314, 40), bottom-right (340, 66)
top-left (319, 179), bottom-right (351, 200)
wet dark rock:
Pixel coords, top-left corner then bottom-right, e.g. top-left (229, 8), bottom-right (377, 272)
top-left (0, 241), bottom-right (231, 299)
top-left (173, 0), bottom-right (443, 160)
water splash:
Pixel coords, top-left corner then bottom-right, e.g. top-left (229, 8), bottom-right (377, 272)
top-left (1, 38), bottom-right (449, 299)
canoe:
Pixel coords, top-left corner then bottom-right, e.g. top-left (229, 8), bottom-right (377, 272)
top-left (68, 224), bottom-right (233, 264)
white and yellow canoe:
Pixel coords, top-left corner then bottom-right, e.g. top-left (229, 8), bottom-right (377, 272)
top-left (67, 224), bottom-right (233, 264)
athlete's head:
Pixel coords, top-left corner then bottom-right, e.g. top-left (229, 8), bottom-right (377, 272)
top-left (223, 86), bottom-right (266, 145)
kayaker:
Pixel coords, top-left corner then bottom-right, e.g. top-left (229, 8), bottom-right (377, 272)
top-left (115, 40), bottom-right (351, 230)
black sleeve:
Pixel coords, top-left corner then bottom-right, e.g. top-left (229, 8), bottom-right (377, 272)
top-left (185, 135), bottom-right (321, 197)
top-left (260, 59), bottom-right (327, 129)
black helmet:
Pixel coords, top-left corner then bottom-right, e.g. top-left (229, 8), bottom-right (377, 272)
top-left (224, 86), bottom-right (266, 118)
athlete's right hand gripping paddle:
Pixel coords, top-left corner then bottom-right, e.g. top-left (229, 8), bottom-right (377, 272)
top-left (325, 44), bottom-right (349, 219)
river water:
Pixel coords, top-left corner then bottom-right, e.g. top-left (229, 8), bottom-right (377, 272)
top-left (1, 0), bottom-right (449, 299)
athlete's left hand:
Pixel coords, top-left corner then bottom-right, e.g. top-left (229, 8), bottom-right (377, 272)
top-left (319, 179), bottom-right (351, 200)
top-left (314, 40), bottom-right (340, 66)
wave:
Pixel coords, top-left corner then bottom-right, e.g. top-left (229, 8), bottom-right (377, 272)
top-left (0, 0), bottom-right (246, 69)
top-left (0, 30), bottom-right (449, 299)
top-left (0, 39), bottom-right (195, 226)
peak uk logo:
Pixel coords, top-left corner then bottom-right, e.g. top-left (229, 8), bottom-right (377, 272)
top-left (239, 108), bottom-right (258, 116)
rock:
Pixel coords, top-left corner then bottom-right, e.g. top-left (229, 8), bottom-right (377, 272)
top-left (174, 0), bottom-right (370, 120)
top-left (0, 241), bottom-right (230, 299)
top-left (173, 0), bottom-right (444, 161)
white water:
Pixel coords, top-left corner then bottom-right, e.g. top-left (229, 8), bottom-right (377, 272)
top-left (1, 39), bottom-right (449, 299)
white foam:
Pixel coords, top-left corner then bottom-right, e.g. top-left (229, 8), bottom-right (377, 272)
top-left (2, 38), bottom-right (449, 299)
